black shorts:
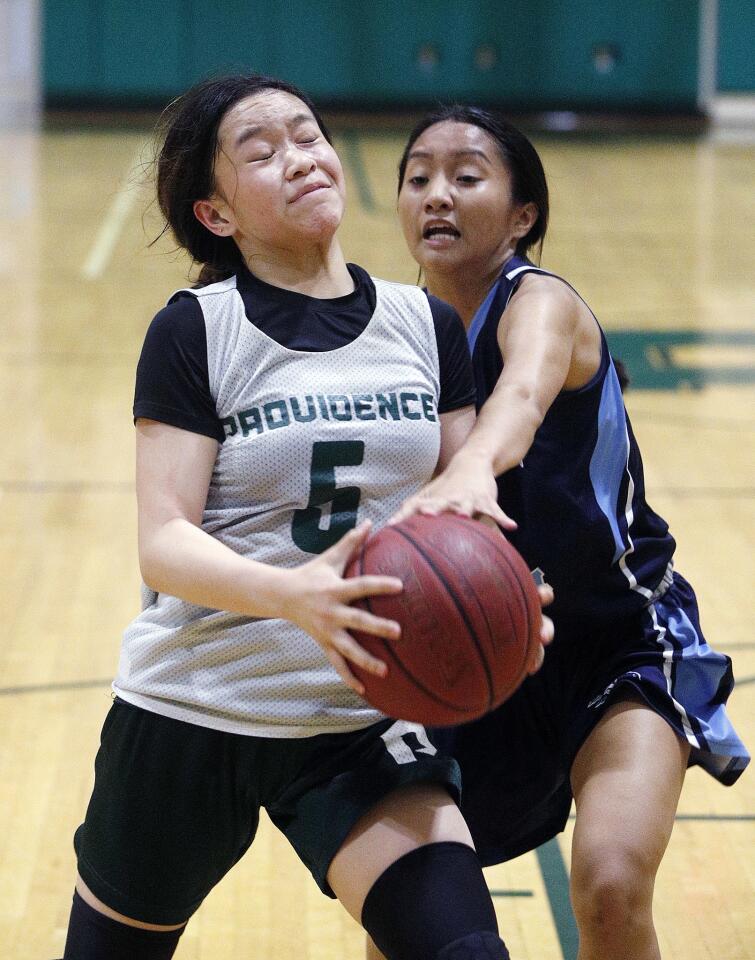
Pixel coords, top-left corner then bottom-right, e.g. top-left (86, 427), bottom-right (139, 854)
top-left (74, 699), bottom-right (461, 925)
top-left (432, 573), bottom-right (748, 866)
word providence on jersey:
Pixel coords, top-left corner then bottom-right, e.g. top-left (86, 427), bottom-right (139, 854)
top-left (222, 390), bottom-right (439, 439)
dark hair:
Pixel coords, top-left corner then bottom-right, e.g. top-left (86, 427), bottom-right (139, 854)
top-left (154, 73), bottom-right (333, 285)
top-left (397, 105), bottom-right (549, 260)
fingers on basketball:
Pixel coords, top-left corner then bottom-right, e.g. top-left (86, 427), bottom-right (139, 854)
top-left (343, 514), bottom-right (541, 725)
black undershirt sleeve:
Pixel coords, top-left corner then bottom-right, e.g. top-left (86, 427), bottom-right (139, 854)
top-left (133, 293), bottom-right (224, 443)
top-left (426, 294), bottom-right (477, 414)
top-left (133, 288), bottom-right (475, 443)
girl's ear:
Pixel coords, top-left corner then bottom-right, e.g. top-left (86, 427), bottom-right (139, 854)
top-left (193, 198), bottom-right (235, 237)
top-left (512, 202), bottom-right (538, 240)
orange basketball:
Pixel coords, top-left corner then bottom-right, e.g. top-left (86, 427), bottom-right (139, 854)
top-left (345, 514), bottom-right (541, 726)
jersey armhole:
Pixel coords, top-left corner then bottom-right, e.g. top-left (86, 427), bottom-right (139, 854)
top-left (506, 268), bottom-right (609, 398)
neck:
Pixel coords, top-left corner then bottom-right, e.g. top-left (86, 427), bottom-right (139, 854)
top-left (238, 237), bottom-right (353, 298)
top-left (425, 256), bottom-right (512, 328)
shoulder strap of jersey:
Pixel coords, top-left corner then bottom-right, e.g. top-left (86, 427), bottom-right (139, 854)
top-left (506, 258), bottom-right (614, 390)
top-left (466, 257), bottom-right (551, 352)
top-left (167, 274), bottom-right (238, 305)
top-left (372, 276), bottom-right (429, 307)
top-left (372, 276), bottom-right (434, 331)
top-left (504, 253), bottom-right (562, 282)
top-left (467, 276), bottom-right (504, 353)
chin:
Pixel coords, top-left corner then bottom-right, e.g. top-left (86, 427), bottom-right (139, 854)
top-left (303, 206), bottom-right (343, 238)
top-left (418, 247), bottom-right (464, 273)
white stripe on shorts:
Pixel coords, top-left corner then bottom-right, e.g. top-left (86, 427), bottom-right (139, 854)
top-left (648, 602), bottom-right (700, 749)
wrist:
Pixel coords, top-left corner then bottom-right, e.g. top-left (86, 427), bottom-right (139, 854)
top-left (243, 561), bottom-right (298, 621)
top-left (449, 445), bottom-right (496, 473)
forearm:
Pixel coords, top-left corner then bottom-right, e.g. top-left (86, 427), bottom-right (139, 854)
top-left (139, 517), bottom-right (294, 619)
top-left (452, 382), bottom-right (544, 478)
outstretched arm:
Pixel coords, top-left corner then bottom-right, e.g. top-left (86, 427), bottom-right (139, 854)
top-left (393, 275), bottom-right (593, 525)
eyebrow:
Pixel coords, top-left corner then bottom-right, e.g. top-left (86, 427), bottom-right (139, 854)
top-left (408, 148), bottom-right (491, 162)
top-left (234, 113), bottom-right (316, 149)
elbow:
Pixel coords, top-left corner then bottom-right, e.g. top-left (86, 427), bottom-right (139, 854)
top-left (504, 384), bottom-right (547, 439)
top-left (137, 514), bottom-right (196, 594)
top-left (138, 551), bottom-right (162, 593)
top-left (519, 386), bottom-right (549, 433)
top-left (137, 530), bottom-right (169, 594)
top-left (509, 382), bottom-right (544, 414)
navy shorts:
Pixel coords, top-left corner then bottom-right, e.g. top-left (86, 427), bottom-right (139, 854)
top-left (74, 699), bottom-right (461, 925)
top-left (432, 572), bottom-right (749, 866)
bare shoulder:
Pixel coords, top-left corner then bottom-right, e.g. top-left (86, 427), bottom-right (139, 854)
top-left (503, 272), bottom-right (584, 338)
top-left (511, 271), bottom-right (581, 310)
top-left (506, 273), bottom-right (601, 388)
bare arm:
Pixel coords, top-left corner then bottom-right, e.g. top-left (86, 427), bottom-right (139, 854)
top-left (394, 274), bottom-right (599, 524)
top-left (387, 275), bottom-right (590, 671)
top-left (456, 274), bottom-right (584, 476)
top-left (136, 418), bottom-right (289, 615)
top-left (394, 381), bottom-right (556, 673)
top-left (435, 403), bottom-right (476, 474)
top-left (135, 419), bottom-right (404, 692)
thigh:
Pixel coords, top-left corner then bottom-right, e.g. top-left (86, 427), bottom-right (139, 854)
top-left (267, 718), bottom-right (462, 917)
top-left (326, 781), bottom-right (473, 922)
top-left (570, 697), bottom-right (690, 879)
top-left (75, 699), bottom-right (261, 925)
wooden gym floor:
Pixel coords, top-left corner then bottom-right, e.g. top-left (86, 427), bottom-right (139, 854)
top-left (0, 119), bottom-right (753, 959)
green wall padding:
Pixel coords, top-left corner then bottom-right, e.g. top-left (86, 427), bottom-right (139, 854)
top-left (43, 0), bottom-right (707, 108)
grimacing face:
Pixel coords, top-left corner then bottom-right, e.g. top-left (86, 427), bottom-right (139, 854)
top-left (398, 120), bottom-right (532, 278)
top-left (195, 89), bottom-right (347, 254)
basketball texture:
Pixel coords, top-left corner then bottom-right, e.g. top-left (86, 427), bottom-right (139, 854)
top-left (345, 514), bottom-right (541, 726)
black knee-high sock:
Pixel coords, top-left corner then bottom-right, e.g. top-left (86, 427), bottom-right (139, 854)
top-left (62, 890), bottom-right (185, 960)
top-left (361, 843), bottom-right (510, 960)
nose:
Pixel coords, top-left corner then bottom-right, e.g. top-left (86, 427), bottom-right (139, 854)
top-left (424, 175), bottom-right (452, 212)
top-left (285, 144), bottom-right (317, 180)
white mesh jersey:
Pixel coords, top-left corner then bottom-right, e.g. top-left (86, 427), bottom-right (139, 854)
top-left (114, 275), bottom-right (443, 737)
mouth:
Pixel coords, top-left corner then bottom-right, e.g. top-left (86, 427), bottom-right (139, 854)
top-left (290, 182), bottom-right (330, 203)
top-left (422, 222), bottom-right (461, 242)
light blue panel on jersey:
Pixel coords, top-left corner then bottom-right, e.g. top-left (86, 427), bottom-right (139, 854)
top-left (589, 368), bottom-right (630, 565)
top-left (467, 278), bottom-right (503, 356)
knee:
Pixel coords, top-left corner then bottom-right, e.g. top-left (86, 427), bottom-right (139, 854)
top-left (571, 845), bottom-right (656, 938)
top-left (361, 843), bottom-right (509, 960)
top-left (63, 890), bottom-right (186, 960)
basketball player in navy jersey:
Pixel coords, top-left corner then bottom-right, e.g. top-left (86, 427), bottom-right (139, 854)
top-left (58, 80), bottom-right (554, 960)
top-left (387, 107), bottom-right (750, 960)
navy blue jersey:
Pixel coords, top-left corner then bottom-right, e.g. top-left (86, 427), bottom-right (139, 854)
top-left (470, 256), bottom-right (675, 625)
top-left (434, 256), bottom-right (749, 864)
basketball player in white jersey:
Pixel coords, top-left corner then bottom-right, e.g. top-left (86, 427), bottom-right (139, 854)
top-left (58, 76), bottom-right (552, 960)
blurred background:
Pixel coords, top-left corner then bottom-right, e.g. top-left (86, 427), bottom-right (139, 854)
top-left (1, 3), bottom-right (753, 959)
top-left (23, 0), bottom-right (755, 121)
